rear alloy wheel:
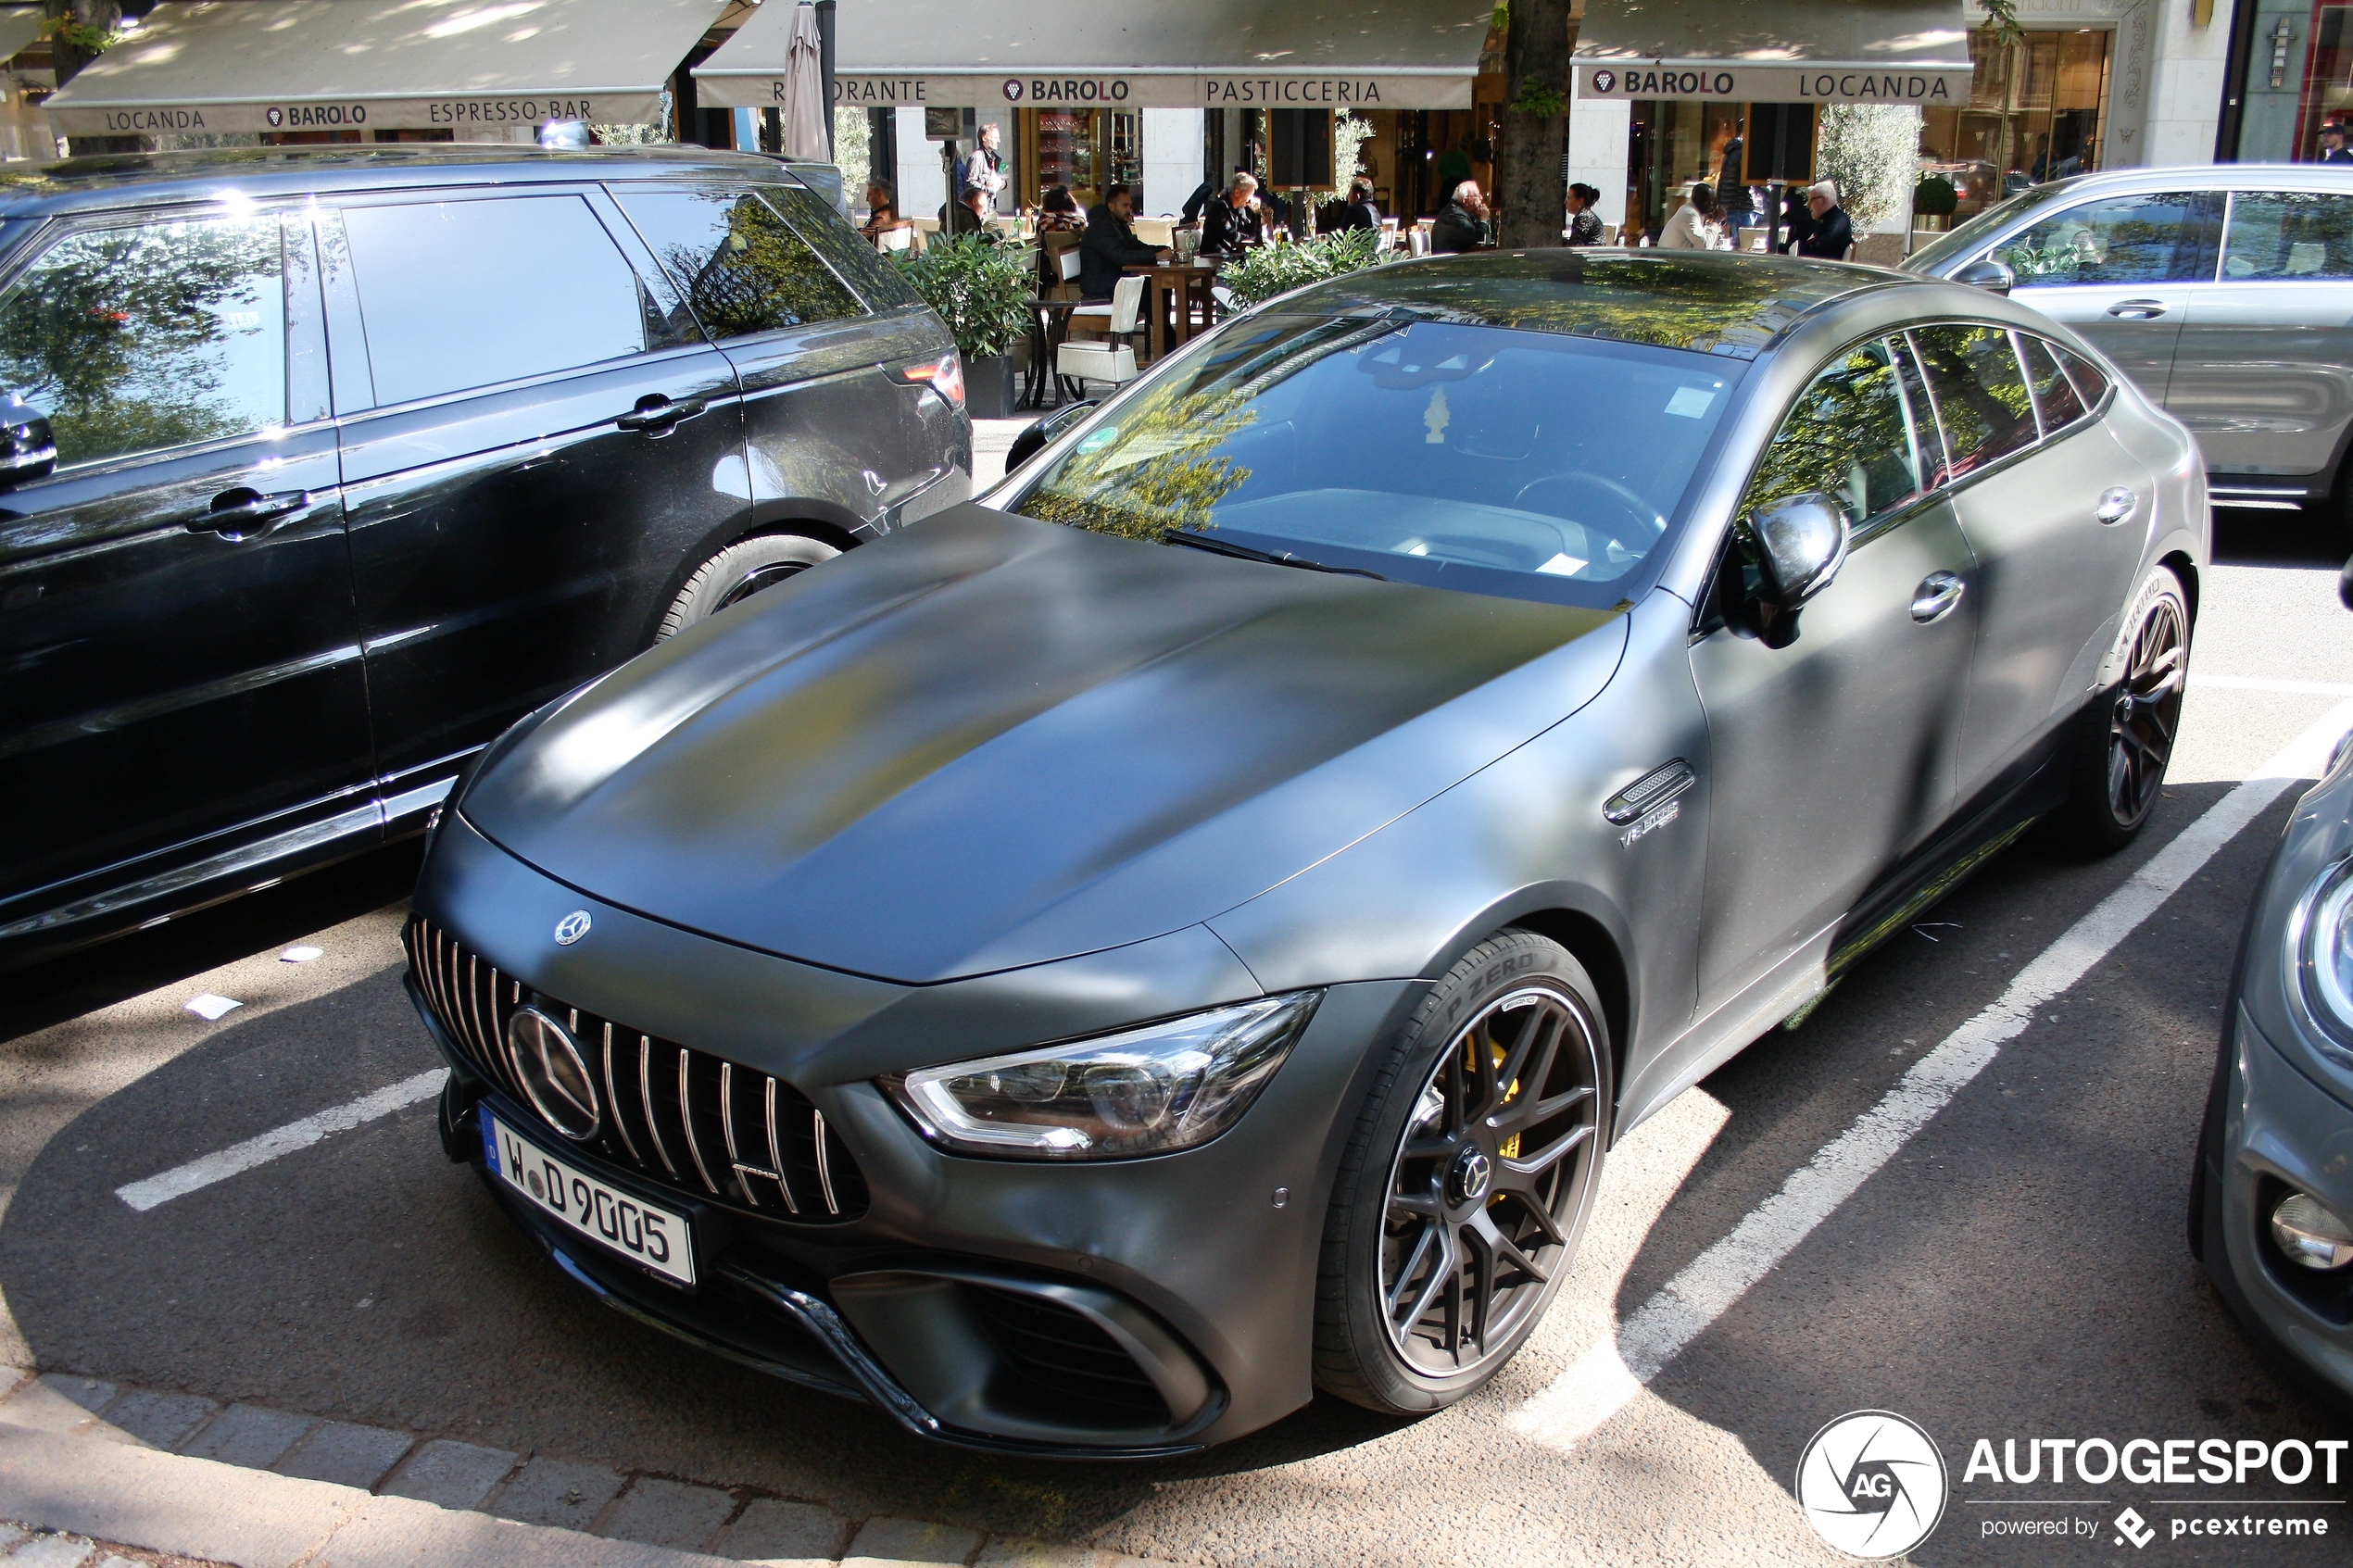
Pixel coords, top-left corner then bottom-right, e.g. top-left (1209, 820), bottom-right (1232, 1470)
top-left (1315, 932), bottom-right (1610, 1412)
top-left (2045, 564), bottom-right (2188, 855)
top-left (656, 533), bottom-right (840, 642)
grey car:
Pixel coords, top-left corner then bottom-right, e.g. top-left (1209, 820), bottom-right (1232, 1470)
top-left (1908, 164), bottom-right (2353, 520)
top-left (2194, 565), bottom-right (2353, 1404)
top-left (405, 252), bottom-right (2207, 1454)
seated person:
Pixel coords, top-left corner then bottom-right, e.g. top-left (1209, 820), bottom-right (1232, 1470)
top-left (1200, 172), bottom-right (1268, 257)
top-left (1079, 182), bottom-right (1170, 300)
top-left (1037, 185), bottom-right (1086, 232)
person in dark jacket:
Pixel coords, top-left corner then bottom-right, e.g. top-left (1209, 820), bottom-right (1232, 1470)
top-left (1777, 184), bottom-right (1816, 255)
top-left (1429, 181), bottom-right (1491, 254)
top-left (1796, 180), bottom-right (1854, 259)
top-left (1078, 182), bottom-right (1168, 300)
top-left (1334, 177), bottom-right (1379, 232)
top-left (1565, 182), bottom-right (1605, 245)
top-left (1200, 172), bottom-right (1268, 257)
top-left (939, 185), bottom-right (990, 239)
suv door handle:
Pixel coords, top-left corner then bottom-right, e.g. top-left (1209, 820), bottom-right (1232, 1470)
top-left (1911, 571), bottom-right (1967, 623)
top-left (2106, 298), bottom-right (2168, 320)
top-left (2095, 486), bottom-right (2137, 524)
top-left (183, 487), bottom-right (311, 540)
top-left (615, 395), bottom-right (707, 433)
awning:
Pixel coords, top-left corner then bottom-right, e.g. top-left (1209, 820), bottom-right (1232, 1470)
top-left (696, 0), bottom-right (1495, 112)
top-left (0, 7), bottom-right (45, 69)
top-left (44, 0), bottom-right (726, 137)
top-left (1575, 0), bottom-right (1971, 106)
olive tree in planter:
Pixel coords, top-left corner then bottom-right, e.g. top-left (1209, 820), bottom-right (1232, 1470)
top-left (891, 236), bottom-right (1034, 419)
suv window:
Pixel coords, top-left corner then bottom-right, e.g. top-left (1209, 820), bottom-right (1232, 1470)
top-left (2016, 333), bottom-right (2087, 433)
top-left (0, 213), bottom-right (285, 469)
top-left (2221, 191), bottom-right (2353, 281)
top-left (341, 195), bottom-right (647, 407)
top-left (762, 182), bottom-right (924, 310)
top-left (1987, 191), bottom-right (2209, 285)
top-left (611, 189), bottom-right (862, 339)
top-left (1742, 337), bottom-right (1926, 530)
top-left (1909, 324), bottom-right (2039, 485)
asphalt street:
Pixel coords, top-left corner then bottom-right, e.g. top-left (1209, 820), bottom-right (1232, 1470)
top-left (5, 505), bottom-right (2350, 1567)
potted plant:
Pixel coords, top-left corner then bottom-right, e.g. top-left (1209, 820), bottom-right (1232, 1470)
top-left (891, 235), bottom-right (1034, 420)
top-left (1912, 175), bottom-right (1958, 232)
top-left (1218, 227), bottom-right (1387, 310)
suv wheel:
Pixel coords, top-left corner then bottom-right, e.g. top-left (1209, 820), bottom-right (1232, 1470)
top-left (2043, 563), bottom-right (2189, 855)
top-left (657, 533), bottom-right (840, 641)
top-left (1314, 931), bottom-right (1611, 1414)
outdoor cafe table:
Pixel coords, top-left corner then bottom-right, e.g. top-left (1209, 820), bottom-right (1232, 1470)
top-left (1123, 259), bottom-right (1220, 362)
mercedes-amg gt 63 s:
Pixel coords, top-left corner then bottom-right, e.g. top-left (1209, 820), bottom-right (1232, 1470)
top-left (404, 251), bottom-right (2208, 1454)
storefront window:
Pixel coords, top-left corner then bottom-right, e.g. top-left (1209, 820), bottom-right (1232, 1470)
top-left (2297, 4), bottom-right (2353, 157)
top-left (1920, 29), bottom-right (2110, 219)
top-left (1021, 109), bottom-right (1139, 208)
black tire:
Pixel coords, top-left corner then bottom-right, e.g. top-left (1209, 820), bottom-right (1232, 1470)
top-left (656, 533), bottom-right (840, 642)
top-left (1314, 931), bottom-right (1612, 1414)
top-left (2043, 563), bottom-right (2189, 855)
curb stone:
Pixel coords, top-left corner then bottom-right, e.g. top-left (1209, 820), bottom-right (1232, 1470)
top-left (0, 1376), bottom-right (1183, 1568)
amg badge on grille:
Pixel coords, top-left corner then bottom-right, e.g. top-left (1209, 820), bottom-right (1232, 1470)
top-left (553, 910), bottom-right (591, 945)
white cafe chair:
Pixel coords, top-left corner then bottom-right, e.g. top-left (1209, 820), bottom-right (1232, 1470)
top-left (878, 226), bottom-right (915, 254)
top-left (1057, 274), bottom-right (1144, 392)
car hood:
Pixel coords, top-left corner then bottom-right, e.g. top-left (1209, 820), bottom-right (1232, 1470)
top-left (461, 506), bottom-right (1629, 984)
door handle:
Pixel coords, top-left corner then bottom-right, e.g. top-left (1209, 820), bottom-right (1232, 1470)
top-left (182, 487), bottom-right (311, 540)
top-left (1911, 571), bottom-right (1966, 623)
top-left (2095, 486), bottom-right (2138, 524)
top-left (2106, 298), bottom-right (2168, 320)
top-left (615, 395), bottom-right (707, 434)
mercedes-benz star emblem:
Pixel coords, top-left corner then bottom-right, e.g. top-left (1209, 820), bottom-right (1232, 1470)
top-left (508, 1006), bottom-right (601, 1141)
top-left (553, 909), bottom-right (591, 945)
top-left (1451, 1147), bottom-right (1492, 1205)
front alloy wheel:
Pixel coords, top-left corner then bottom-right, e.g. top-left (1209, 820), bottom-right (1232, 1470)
top-left (1316, 932), bottom-right (1611, 1411)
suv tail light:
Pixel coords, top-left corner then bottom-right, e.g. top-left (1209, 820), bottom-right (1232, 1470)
top-left (895, 351), bottom-right (963, 408)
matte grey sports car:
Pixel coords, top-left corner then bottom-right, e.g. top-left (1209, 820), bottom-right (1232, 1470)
top-left (406, 252), bottom-right (2208, 1455)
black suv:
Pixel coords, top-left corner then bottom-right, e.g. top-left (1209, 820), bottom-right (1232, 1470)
top-left (0, 145), bottom-right (969, 965)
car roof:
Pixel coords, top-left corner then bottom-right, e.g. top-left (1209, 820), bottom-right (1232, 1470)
top-left (1285, 249), bottom-right (1917, 360)
top-left (0, 144), bottom-right (809, 220)
top-left (2005, 162), bottom-right (2353, 200)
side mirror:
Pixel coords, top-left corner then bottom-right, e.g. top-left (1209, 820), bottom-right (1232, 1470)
top-left (1954, 257), bottom-right (2015, 295)
top-left (1748, 492), bottom-right (1850, 646)
top-left (0, 390), bottom-right (55, 488)
top-left (1005, 398), bottom-right (1099, 472)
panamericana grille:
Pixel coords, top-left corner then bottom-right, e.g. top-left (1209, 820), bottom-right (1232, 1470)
top-left (406, 914), bottom-right (867, 1223)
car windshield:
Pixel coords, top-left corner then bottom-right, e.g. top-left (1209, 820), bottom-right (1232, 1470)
top-left (1011, 313), bottom-right (1742, 608)
top-left (1906, 183), bottom-right (2071, 273)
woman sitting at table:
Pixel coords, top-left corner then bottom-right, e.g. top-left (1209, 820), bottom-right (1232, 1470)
top-left (860, 182), bottom-right (922, 252)
top-left (1079, 182), bottom-right (1170, 300)
top-left (1037, 185), bottom-right (1086, 233)
top-left (1199, 172), bottom-right (1268, 257)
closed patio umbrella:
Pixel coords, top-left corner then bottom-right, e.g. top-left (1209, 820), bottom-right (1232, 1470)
top-left (784, 1), bottom-right (827, 158)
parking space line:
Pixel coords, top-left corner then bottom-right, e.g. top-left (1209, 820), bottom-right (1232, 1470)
top-left (114, 1068), bottom-right (448, 1214)
top-left (1512, 701), bottom-right (2353, 1453)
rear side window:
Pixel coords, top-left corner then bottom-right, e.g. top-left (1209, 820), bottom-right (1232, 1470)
top-left (1988, 192), bottom-right (2208, 285)
top-left (1743, 337), bottom-right (1926, 529)
top-left (1909, 324), bottom-right (2039, 485)
top-left (0, 212), bottom-right (286, 469)
top-left (341, 195), bottom-right (647, 406)
top-left (610, 188), bottom-right (862, 339)
top-left (2221, 191), bottom-right (2353, 281)
top-left (763, 182), bottom-right (923, 310)
top-left (2056, 344), bottom-right (2111, 408)
top-left (2016, 333), bottom-right (2087, 434)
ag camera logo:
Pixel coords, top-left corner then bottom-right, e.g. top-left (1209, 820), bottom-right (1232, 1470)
top-left (1795, 1411), bottom-right (1949, 1560)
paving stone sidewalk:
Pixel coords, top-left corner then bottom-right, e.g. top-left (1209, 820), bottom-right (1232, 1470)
top-left (2, 1373), bottom-right (1161, 1568)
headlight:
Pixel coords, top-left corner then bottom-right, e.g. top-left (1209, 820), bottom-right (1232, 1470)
top-left (2294, 855), bottom-right (2353, 1073)
top-left (887, 992), bottom-right (1320, 1160)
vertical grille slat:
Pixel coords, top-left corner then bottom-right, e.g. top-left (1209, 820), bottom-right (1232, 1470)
top-left (403, 917), bottom-right (862, 1223)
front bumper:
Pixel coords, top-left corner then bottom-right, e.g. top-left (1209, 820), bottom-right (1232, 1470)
top-left (409, 813), bottom-right (1418, 1453)
top-left (2209, 1002), bottom-right (2353, 1399)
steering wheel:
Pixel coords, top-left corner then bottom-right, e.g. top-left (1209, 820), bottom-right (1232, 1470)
top-left (1512, 473), bottom-right (1667, 558)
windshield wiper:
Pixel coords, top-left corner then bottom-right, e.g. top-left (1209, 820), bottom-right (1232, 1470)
top-left (1160, 528), bottom-right (1386, 580)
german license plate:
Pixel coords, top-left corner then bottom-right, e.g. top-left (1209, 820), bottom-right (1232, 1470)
top-left (483, 1109), bottom-right (695, 1286)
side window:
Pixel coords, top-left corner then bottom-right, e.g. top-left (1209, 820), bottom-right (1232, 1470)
top-left (0, 213), bottom-right (285, 469)
top-left (762, 182), bottom-right (923, 310)
top-left (2221, 191), bottom-right (2353, 281)
top-left (340, 195), bottom-right (647, 407)
top-left (1908, 324), bottom-right (2039, 485)
top-left (610, 188), bottom-right (862, 340)
top-left (1741, 336), bottom-right (1926, 531)
top-left (1987, 192), bottom-right (2208, 285)
top-left (2016, 333), bottom-right (2086, 434)
top-left (2055, 343), bottom-right (2110, 408)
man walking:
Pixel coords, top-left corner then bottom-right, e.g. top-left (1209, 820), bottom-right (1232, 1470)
top-left (963, 122), bottom-right (1007, 209)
